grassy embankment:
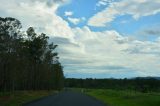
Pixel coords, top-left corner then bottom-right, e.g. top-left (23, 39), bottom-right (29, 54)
top-left (85, 89), bottom-right (160, 106)
top-left (0, 90), bottom-right (57, 106)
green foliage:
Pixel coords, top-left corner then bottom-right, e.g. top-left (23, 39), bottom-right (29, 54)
top-left (0, 90), bottom-right (57, 106)
top-left (86, 89), bottom-right (160, 106)
top-left (0, 17), bottom-right (64, 91)
top-left (65, 78), bottom-right (160, 92)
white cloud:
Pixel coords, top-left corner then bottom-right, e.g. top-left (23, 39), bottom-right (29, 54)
top-left (96, 0), bottom-right (114, 7)
top-left (137, 25), bottom-right (160, 37)
top-left (68, 17), bottom-right (81, 25)
top-left (1, 0), bottom-right (160, 78)
top-left (96, 1), bottom-right (107, 7)
top-left (0, 0), bottom-right (75, 40)
top-left (64, 11), bottom-right (73, 16)
top-left (67, 17), bottom-right (86, 25)
top-left (54, 26), bottom-right (160, 77)
top-left (52, 27), bottom-right (130, 76)
top-left (89, 0), bottom-right (160, 27)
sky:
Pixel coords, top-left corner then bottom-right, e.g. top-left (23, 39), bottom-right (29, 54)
top-left (0, 0), bottom-right (160, 78)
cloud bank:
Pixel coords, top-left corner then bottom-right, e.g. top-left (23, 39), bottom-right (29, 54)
top-left (0, 0), bottom-right (160, 78)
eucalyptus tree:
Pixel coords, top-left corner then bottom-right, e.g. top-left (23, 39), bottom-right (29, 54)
top-left (0, 17), bottom-right (23, 92)
top-left (0, 17), bottom-right (64, 91)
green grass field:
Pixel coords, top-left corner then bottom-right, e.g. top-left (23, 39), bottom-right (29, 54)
top-left (0, 90), bottom-right (57, 106)
top-left (86, 89), bottom-right (160, 106)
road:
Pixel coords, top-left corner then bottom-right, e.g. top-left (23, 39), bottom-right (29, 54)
top-left (24, 91), bottom-right (106, 106)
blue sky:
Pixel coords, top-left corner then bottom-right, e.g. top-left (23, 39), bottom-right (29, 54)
top-left (0, 0), bottom-right (160, 78)
top-left (57, 0), bottom-right (160, 39)
top-left (57, 0), bottom-right (160, 44)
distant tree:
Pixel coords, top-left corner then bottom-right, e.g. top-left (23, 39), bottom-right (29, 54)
top-left (65, 78), bottom-right (160, 92)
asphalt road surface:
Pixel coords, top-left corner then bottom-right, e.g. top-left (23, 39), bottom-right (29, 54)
top-left (24, 91), bottom-right (106, 106)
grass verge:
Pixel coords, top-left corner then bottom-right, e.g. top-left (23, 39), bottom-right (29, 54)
top-left (0, 90), bottom-right (57, 106)
top-left (85, 89), bottom-right (160, 106)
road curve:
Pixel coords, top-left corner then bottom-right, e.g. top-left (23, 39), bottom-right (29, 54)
top-left (24, 91), bottom-right (106, 106)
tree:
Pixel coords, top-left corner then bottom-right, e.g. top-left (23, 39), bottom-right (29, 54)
top-left (53, 63), bottom-right (64, 90)
top-left (0, 17), bottom-right (22, 92)
top-left (0, 17), bottom-right (64, 92)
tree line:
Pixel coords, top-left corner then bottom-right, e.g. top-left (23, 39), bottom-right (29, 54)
top-left (0, 17), bottom-right (64, 92)
top-left (65, 78), bottom-right (160, 92)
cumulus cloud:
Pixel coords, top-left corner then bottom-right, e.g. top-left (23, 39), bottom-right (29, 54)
top-left (0, 0), bottom-right (75, 40)
top-left (96, 0), bottom-right (108, 7)
top-left (67, 17), bottom-right (81, 25)
top-left (124, 40), bottom-right (160, 55)
top-left (138, 25), bottom-right (160, 37)
top-left (89, 0), bottom-right (160, 27)
top-left (64, 11), bottom-right (73, 16)
top-left (96, 0), bottom-right (115, 7)
top-left (54, 26), bottom-right (160, 77)
top-left (1, 0), bottom-right (160, 78)
top-left (67, 17), bottom-right (86, 25)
